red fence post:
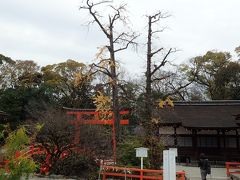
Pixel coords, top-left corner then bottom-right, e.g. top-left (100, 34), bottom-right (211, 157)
top-left (226, 162), bottom-right (230, 177)
top-left (181, 172), bottom-right (186, 180)
top-left (102, 173), bottom-right (106, 180)
top-left (112, 113), bottom-right (117, 164)
top-left (140, 169), bottom-right (143, 180)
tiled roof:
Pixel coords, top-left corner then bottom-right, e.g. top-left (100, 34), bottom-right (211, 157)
top-left (157, 100), bottom-right (240, 129)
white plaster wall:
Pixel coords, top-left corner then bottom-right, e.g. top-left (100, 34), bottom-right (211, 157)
top-left (225, 130), bottom-right (237, 135)
top-left (159, 127), bottom-right (174, 135)
top-left (197, 130), bottom-right (217, 135)
top-left (176, 127), bottom-right (192, 135)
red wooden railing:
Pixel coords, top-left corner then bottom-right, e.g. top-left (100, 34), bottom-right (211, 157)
top-left (226, 162), bottom-right (240, 176)
top-left (2, 145), bottom-right (70, 175)
top-left (100, 165), bottom-right (185, 180)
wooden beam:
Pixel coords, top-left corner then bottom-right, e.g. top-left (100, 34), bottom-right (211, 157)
top-left (69, 119), bottom-right (129, 125)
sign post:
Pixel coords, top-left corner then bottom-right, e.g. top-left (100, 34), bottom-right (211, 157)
top-left (135, 147), bottom-right (148, 169)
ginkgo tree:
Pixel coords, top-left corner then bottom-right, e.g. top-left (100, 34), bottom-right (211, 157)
top-left (79, 0), bottom-right (138, 139)
top-left (142, 11), bottom-right (193, 168)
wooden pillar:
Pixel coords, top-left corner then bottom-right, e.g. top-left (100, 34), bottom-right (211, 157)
top-left (222, 130), bottom-right (226, 149)
top-left (192, 129), bottom-right (198, 160)
top-left (217, 130), bottom-right (220, 148)
top-left (192, 129), bottom-right (197, 148)
top-left (174, 126), bottom-right (177, 146)
top-left (236, 129), bottom-right (239, 150)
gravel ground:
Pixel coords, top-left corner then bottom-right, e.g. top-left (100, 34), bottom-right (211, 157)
top-left (177, 165), bottom-right (228, 180)
top-left (25, 165), bottom-right (228, 180)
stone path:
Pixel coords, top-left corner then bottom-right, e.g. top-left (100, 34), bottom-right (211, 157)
top-left (177, 165), bottom-right (228, 180)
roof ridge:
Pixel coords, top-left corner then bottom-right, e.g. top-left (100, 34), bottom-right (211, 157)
top-left (173, 100), bottom-right (240, 106)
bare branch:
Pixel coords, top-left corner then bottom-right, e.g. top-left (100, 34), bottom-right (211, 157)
top-left (113, 32), bottom-right (127, 43)
top-left (151, 29), bottom-right (164, 34)
top-left (151, 48), bottom-right (173, 76)
top-left (151, 74), bottom-right (172, 82)
top-left (109, 4), bottom-right (126, 26)
top-left (80, 0), bottom-right (110, 37)
top-left (148, 11), bottom-right (170, 24)
top-left (114, 35), bottom-right (138, 53)
top-left (92, 63), bottom-right (112, 77)
top-left (166, 80), bottom-right (193, 97)
top-left (92, 0), bottom-right (112, 6)
top-left (150, 48), bottom-right (163, 57)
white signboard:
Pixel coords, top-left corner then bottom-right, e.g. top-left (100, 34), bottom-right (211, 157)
top-left (163, 150), bottom-right (170, 180)
top-left (135, 147), bottom-right (148, 158)
top-left (135, 147), bottom-right (149, 169)
top-left (169, 148), bottom-right (178, 157)
top-left (163, 150), bottom-right (176, 180)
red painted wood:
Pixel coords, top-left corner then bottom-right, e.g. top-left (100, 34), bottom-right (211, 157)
top-left (226, 162), bottom-right (240, 176)
top-left (66, 110), bottom-right (129, 163)
top-left (100, 165), bottom-right (185, 180)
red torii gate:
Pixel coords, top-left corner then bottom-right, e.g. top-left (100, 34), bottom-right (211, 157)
top-left (65, 109), bottom-right (129, 163)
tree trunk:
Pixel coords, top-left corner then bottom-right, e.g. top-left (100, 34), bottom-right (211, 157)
top-left (145, 16), bottom-right (153, 134)
top-left (109, 28), bottom-right (121, 140)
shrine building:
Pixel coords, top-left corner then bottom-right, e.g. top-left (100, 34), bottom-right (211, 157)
top-left (155, 100), bottom-right (240, 163)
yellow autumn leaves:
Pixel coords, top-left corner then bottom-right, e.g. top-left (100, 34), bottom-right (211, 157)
top-left (92, 91), bottom-right (112, 120)
top-left (93, 91), bottom-right (112, 112)
top-left (159, 97), bottom-right (174, 109)
top-left (93, 91), bottom-right (174, 111)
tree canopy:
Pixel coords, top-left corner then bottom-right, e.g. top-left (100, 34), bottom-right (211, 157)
top-left (181, 51), bottom-right (240, 100)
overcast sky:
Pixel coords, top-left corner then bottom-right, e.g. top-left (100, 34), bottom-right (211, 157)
top-left (0, 0), bottom-right (239, 75)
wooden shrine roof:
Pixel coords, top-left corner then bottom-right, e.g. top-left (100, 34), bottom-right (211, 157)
top-left (156, 100), bottom-right (240, 129)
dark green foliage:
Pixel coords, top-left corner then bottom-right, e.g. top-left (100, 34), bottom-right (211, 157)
top-left (0, 87), bottom-right (54, 127)
top-left (117, 136), bottom-right (149, 168)
top-left (181, 51), bottom-right (240, 100)
top-left (214, 62), bottom-right (240, 99)
top-left (0, 88), bottom-right (29, 125)
top-left (118, 135), bottom-right (164, 169)
top-left (51, 153), bottom-right (98, 179)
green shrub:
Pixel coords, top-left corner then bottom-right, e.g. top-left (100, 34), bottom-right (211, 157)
top-left (5, 127), bottom-right (30, 157)
top-left (117, 136), bottom-right (150, 168)
top-left (0, 127), bottom-right (37, 180)
top-left (2, 157), bottom-right (36, 180)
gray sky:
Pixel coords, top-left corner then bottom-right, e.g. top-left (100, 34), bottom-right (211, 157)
top-left (0, 0), bottom-right (239, 75)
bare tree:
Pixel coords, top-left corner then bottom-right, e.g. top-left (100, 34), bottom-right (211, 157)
top-left (144, 12), bottom-right (175, 133)
top-left (79, 0), bottom-right (138, 139)
top-left (144, 11), bottom-right (195, 123)
top-left (142, 11), bottom-right (196, 169)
